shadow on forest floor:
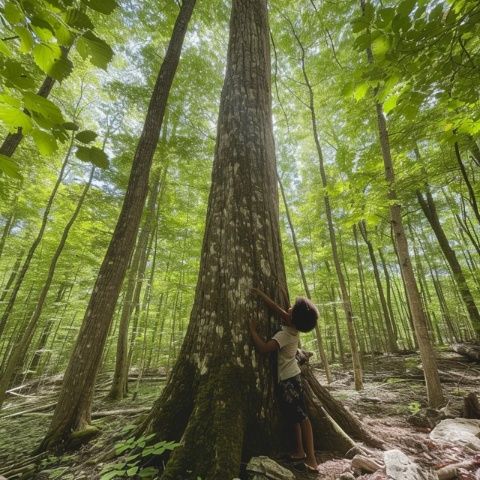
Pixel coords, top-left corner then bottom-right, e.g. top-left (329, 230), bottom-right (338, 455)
top-left (0, 350), bottom-right (479, 479)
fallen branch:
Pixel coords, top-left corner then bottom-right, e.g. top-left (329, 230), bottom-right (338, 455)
top-left (1, 402), bottom-right (56, 418)
top-left (351, 454), bottom-right (383, 473)
top-left (437, 457), bottom-right (480, 480)
top-left (91, 407), bottom-right (151, 419)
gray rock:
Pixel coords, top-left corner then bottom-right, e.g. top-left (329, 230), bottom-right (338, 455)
top-left (246, 456), bottom-right (295, 480)
top-left (429, 418), bottom-right (480, 451)
top-left (338, 473), bottom-right (356, 480)
top-left (384, 449), bottom-right (433, 480)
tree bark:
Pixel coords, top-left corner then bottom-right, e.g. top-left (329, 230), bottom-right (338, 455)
top-left (37, 0), bottom-right (196, 451)
top-left (134, 2), bottom-right (373, 477)
top-left (0, 209), bottom-right (15, 260)
top-left (417, 187), bottom-right (480, 340)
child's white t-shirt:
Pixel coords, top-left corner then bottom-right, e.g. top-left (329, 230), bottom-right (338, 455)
top-left (272, 326), bottom-right (301, 381)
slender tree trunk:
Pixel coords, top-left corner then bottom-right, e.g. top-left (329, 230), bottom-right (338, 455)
top-left (289, 19), bottom-right (363, 390)
top-left (358, 221), bottom-right (398, 352)
top-left (37, 1), bottom-right (196, 451)
top-left (454, 141), bottom-right (480, 226)
top-left (361, 11), bottom-right (443, 407)
top-left (417, 187), bottom-right (480, 339)
top-left (0, 167), bottom-right (95, 408)
top-left (0, 250), bottom-right (24, 305)
top-left (0, 140), bottom-right (73, 339)
top-left (278, 174), bottom-right (332, 382)
top-left (0, 210), bottom-right (15, 260)
top-left (325, 261), bottom-right (345, 366)
top-left (108, 169), bottom-right (162, 400)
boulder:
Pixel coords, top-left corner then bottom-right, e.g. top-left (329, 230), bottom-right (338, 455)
top-left (384, 449), bottom-right (433, 480)
top-left (246, 456), bottom-right (295, 480)
top-left (429, 418), bottom-right (480, 451)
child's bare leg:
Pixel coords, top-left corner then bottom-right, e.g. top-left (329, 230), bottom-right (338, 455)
top-left (290, 423), bottom-right (305, 458)
top-left (300, 417), bottom-right (319, 469)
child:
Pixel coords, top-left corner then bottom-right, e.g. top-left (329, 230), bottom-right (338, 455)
top-left (249, 287), bottom-right (321, 473)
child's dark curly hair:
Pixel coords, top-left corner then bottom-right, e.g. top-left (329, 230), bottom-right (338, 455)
top-left (291, 297), bottom-right (318, 332)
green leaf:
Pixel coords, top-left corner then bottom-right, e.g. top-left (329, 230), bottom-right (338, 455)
top-left (371, 36), bottom-right (390, 58)
top-left (48, 55), bottom-right (74, 82)
top-left (126, 466), bottom-right (138, 476)
top-left (4, 2), bottom-right (23, 24)
top-left (398, 0), bottom-right (416, 17)
top-left (138, 467), bottom-right (159, 479)
top-left (76, 31), bottom-right (114, 69)
top-left (76, 146), bottom-right (109, 169)
top-left (82, 0), bottom-right (118, 15)
top-left (66, 9), bottom-right (94, 30)
top-left (14, 26), bottom-right (34, 53)
top-left (0, 105), bottom-right (33, 132)
top-left (2, 59), bottom-right (35, 89)
top-left (100, 470), bottom-right (124, 480)
top-left (0, 39), bottom-right (12, 57)
top-left (33, 43), bottom-right (62, 75)
top-left (31, 16), bottom-right (55, 41)
top-left (0, 154), bottom-right (22, 180)
top-left (377, 7), bottom-right (395, 26)
top-left (354, 82), bottom-right (370, 101)
top-left (0, 94), bottom-right (21, 108)
top-left (354, 32), bottom-right (371, 50)
top-left (63, 121), bottom-right (79, 130)
top-left (23, 92), bottom-right (64, 125)
top-left (32, 128), bottom-right (58, 155)
top-left (75, 130), bottom-right (97, 144)
top-left (383, 94), bottom-right (399, 114)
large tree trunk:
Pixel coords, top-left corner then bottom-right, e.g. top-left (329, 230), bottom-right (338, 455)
top-left (417, 187), bottom-right (480, 340)
top-left (135, 3), bottom-right (376, 478)
top-left (37, 0), bottom-right (196, 451)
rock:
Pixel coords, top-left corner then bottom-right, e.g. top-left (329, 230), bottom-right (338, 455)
top-left (384, 449), bottom-right (433, 480)
top-left (338, 473), bottom-right (355, 480)
top-left (408, 408), bottom-right (445, 429)
top-left (429, 418), bottom-right (480, 451)
top-left (246, 456), bottom-right (295, 480)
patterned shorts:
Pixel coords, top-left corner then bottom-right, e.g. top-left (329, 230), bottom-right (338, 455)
top-left (277, 374), bottom-right (308, 424)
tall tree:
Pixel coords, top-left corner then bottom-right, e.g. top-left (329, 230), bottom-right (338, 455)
top-left (359, 0), bottom-right (444, 408)
top-left (37, 0), bottom-right (197, 451)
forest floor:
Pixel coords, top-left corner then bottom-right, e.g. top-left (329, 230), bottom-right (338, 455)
top-left (0, 349), bottom-right (479, 479)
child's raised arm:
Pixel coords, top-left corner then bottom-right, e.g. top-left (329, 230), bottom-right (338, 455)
top-left (251, 287), bottom-right (289, 322)
top-left (248, 319), bottom-right (280, 354)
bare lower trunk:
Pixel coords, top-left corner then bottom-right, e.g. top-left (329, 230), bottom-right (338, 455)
top-left (417, 188), bottom-right (480, 340)
top-left (37, 0), bottom-right (196, 451)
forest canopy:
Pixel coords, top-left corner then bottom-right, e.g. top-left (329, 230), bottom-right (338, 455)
top-left (0, 0), bottom-right (479, 478)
